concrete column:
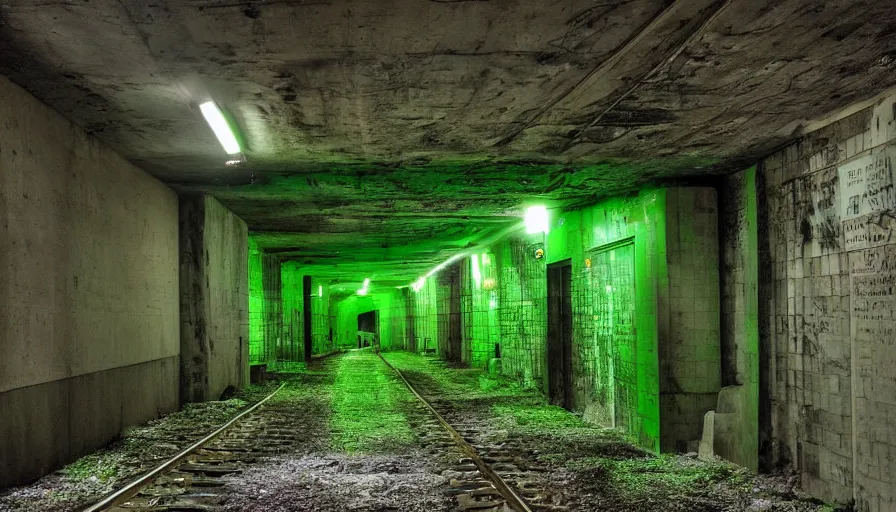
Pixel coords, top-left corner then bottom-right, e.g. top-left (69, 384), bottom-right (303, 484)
top-left (179, 194), bottom-right (249, 404)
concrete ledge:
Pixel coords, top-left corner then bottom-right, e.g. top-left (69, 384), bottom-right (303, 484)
top-left (0, 356), bottom-right (178, 488)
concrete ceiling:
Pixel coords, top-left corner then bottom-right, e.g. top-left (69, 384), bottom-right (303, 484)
top-left (2, 0), bottom-right (895, 286)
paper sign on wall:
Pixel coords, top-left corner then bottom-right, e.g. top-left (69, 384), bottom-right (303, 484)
top-left (838, 147), bottom-right (896, 220)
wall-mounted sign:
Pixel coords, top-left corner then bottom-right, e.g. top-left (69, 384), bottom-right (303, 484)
top-left (838, 147), bottom-right (895, 221)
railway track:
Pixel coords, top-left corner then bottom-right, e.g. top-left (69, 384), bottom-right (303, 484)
top-left (379, 354), bottom-right (567, 512)
top-left (83, 382), bottom-right (297, 512)
top-left (82, 352), bottom-right (562, 512)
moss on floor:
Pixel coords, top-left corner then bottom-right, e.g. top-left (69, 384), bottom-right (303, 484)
top-left (0, 380), bottom-right (287, 512)
top-left (383, 351), bottom-right (831, 512)
top-left (329, 351), bottom-right (416, 453)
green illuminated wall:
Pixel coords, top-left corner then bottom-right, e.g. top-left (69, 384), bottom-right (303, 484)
top-left (280, 262), bottom-right (335, 359)
top-left (493, 235), bottom-right (548, 388)
top-left (247, 242), bottom-right (281, 365)
top-left (249, 250), bottom-right (335, 364)
top-left (280, 263), bottom-right (305, 361)
top-left (411, 278), bottom-right (439, 353)
top-left (538, 188), bottom-right (722, 453)
top-left (546, 191), bottom-right (665, 452)
top-left (248, 240), bottom-right (264, 363)
top-left (374, 289), bottom-right (408, 351)
top-left (461, 252), bottom-right (500, 367)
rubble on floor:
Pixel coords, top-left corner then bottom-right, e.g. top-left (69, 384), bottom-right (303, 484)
top-left (0, 383), bottom-right (279, 512)
top-left (220, 453), bottom-right (452, 512)
top-left (383, 352), bottom-right (839, 512)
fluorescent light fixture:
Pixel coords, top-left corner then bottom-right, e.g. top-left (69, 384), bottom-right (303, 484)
top-left (426, 252), bottom-right (466, 278)
top-left (357, 278), bottom-right (371, 296)
top-left (411, 277), bottom-right (426, 293)
top-left (471, 254), bottom-right (481, 289)
top-left (318, 285), bottom-right (323, 298)
top-left (409, 250), bottom-right (473, 292)
top-left (199, 101), bottom-right (241, 155)
top-left (524, 205), bottom-right (549, 234)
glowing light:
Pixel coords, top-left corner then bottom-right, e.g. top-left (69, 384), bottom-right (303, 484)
top-left (357, 278), bottom-right (371, 296)
top-left (411, 277), bottom-right (426, 292)
top-left (605, 285), bottom-right (613, 293)
top-left (318, 285), bottom-right (323, 298)
top-left (409, 250), bottom-right (471, 291)
top-left (471, 254), bottom-right (482, 289)
top-left (199, 101), bottom-right (241, 155)
top-left (426, 252), bottom-right (466, 278)
top-left (524, 205), bottom-right (549, 234)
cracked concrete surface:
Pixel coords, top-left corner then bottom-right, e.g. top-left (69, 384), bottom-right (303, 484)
top-left (1, 0), bottom-right (895, 283)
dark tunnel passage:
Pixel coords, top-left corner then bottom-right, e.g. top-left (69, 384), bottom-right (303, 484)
top-left (2, 1), bottom-right (896, 511)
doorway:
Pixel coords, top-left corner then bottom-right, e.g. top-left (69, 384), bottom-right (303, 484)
top-left (357, 310), bottom-right (377, 348)
top-left (590, 241), bottom-right (637, 431)
top-left (547, 260), bottom-right (573, 409)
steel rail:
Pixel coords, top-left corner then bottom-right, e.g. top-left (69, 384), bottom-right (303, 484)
top-left (82, 382), bottom-right (287, 512)
top-left (378, 354), bottom-right (534, 512)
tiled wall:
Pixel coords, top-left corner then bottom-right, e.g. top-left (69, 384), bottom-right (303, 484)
top-left (659, 188), bottom-right (722, 453)
top-left (495, 236), bottom-right (549, 388)
top-left (547, 191), bottom-right (668, 452)
top-left (718, 167), bottom-right (760, 470)
top-left (760, 93), bottom-right (896, 511)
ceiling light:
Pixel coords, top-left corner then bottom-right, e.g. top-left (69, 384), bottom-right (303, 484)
top-left (357, 278), bottom-right (371, 296)
top-left (524, 205), bottom-right (549, 234)
top-left (199, 101), bottom-right (241, 155)
top-left (426, 252), bottom-right (466, 278)
top-left (411, 277), bottom-right (426, 293)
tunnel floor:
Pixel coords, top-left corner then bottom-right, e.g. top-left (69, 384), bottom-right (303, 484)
top-left (1, 351), bottom-right (830, 512)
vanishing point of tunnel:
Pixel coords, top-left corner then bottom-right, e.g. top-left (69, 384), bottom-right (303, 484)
top-left (1, 1), bottom-right (896, 511)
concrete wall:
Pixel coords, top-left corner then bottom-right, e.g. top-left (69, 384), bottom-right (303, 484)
top-left (0, 76), bottom-right (179, 487)
top-left (540, 188), bottom-right (721, 453)
top-left (248, 249), bottom-right (282, 364)
top-left (546, 191), bottom-right (664, 451)
top-left (179, 194), bottom-right (249, 404)
top-left (708, 167), bottom-right (761, 471)
top-left (759, 93), bottom-right (896, 511)
top-left (660, 188), bottom-right (722, 453)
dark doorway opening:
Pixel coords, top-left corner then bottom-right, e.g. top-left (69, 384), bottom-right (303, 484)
top-left (357, 310), bottom-right (377, 348)
top-left (547, 260), bottom-right (573, 410)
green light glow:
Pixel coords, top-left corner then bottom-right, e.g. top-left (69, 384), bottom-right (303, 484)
top-left (471, 254), bottom-right (482, 289)
top-left (426, 252), bottom-right (466, 278)
top-left (199, 101), bottom-right (241, 155)
top-left (357, 278), bottom-right (371, 296)
top-left (411, 276), bottom-right (426, 292)
top-left (524, 205), bottom-right (549, 234)
top-left (318, 285), bottom-right (323, 297)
